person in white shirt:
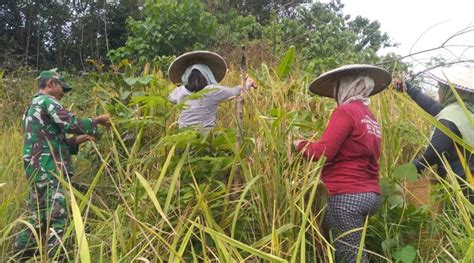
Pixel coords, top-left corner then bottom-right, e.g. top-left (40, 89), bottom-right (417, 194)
top-left (168, 51), bottom-right (255, 129)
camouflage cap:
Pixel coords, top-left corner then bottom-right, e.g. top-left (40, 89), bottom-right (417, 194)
top-left (37, 68), bottom-right (72, 92)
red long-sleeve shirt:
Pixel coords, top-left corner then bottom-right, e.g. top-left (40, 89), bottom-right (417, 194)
top-left (297, 100), bottom-right (381, 196)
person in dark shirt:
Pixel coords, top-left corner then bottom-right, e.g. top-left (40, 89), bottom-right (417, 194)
top-left (294, 64), bottom-right (391, 263)
top-left (395, 67), bottom-right (474, 206)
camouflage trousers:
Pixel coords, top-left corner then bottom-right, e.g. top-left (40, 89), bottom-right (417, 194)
top-left (15, 171), bottom-right (68, 257)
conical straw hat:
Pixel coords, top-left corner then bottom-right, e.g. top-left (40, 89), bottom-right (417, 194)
top-left (308, 64), bottom-right (392, 98)
top-left (168, 51), bottom-right (227, 84)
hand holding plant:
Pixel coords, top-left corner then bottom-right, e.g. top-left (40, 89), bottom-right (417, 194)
top-left (393, 75), bottom-right (407, 92)
top-left (95, 114), bottom-right (112, 127)
top-left (245, 75), bottom-right (257, 90)
top-left (75, 134), bottom-right (96, 145)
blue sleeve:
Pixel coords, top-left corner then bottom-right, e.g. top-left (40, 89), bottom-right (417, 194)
top-left (406, 82), bottom-right (443, 116)
top-left (413, 119), bottom-right (460, 172)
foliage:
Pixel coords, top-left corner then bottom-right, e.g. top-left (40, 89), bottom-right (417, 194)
top-left (0, 61), bottom-right (473, 262)
top-left (379, 52), bottom-right (412, 75)
top-left (0, 70), bottom-right (37, 128)
top-left (108, 0), bottom-right (218, 66)
top-left (214, 10), bottom-right (264, 47)
top-left (393, 245), bottom-right (416, 263)
top-left (0, 0), bottom-right (141, 71)
top-left (0, 0), bottom-right (398, 74)
top-left (3, 1), bottom-right (472, 262)
top-left (348, 16), bottom-right (392, 52)
top-left (393, 163), bottom-right (418, 183)
top-left (276, 45), bottom-right (296, 79)
top-left (204, 0), bottom-right (310, 23)
top-left (266, 1), bottom-right (395, 73)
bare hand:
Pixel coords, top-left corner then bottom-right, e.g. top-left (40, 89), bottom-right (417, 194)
top-left (393, 77), bottom-right (407, 92)
top-left (244, 75), bottom-right (257, 89)
top-left (95, 114), bottom-right (111, 127)
top-left (76, 134), bottom-right (96, 145)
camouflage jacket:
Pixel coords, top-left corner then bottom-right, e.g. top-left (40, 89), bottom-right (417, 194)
top-left (22, 93), bottom-right (97, 177)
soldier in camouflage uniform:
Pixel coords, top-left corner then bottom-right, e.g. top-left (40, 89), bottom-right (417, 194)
top-left (14, 69), bottom-right (111, 259)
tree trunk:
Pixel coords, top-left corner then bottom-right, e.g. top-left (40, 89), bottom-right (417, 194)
top-left (24, 4), bottom-right (33, 66)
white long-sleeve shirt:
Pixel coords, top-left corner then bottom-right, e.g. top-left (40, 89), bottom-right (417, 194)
top-left (168, 85), bottom-right (242, 128)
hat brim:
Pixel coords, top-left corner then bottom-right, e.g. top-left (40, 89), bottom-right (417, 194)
top-left (168, 51), bottom-right (227, 84)
top-left (60, 82), bottom-right (72, 93)
top-left (426, 67), bottom-right (474, 93)
top-left (308, 64), bottom-right (392, 98)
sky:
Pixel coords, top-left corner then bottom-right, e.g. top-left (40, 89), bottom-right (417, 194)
top-left (332, 0), bottom-right (474, 73)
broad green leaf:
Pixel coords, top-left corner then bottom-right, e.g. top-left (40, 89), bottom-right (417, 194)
top-left (161, 130), bottom-right (198, 147)
top-left (131, 91), bottom-right (147, 97)
top-left (136, 75), bottom-right (153, 84)
top-left (393, 163), bottom-right (418, 182)
top-left (276, 45), bottom-right (296, 80)
top-left (269, 107), bottom-right (285, 118)
top-left (393, 245), bottom-right (417, 263)
top-left (381, 238), bottom-right (398, 252)
top-left (131, 95), bottom-right (167, 107)
top-left (124, 77), bottom-right (137, 86)
top-left (124, 76), bottom-right (152, 86)
top-left (379, 177), bottom-right (393, 196)
top-left (388, 194), bottom-right (404, 208)
top-left (119, 90), bottom-right (131, 101)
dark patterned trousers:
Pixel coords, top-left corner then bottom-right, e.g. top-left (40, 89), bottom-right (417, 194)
top-left (324, 192), bottom-right (381, 263)
top-left (15, 171), bottom-right (68, 257)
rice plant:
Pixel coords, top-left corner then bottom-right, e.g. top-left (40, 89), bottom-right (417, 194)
top-left (0, 64), bottom-right (472, 262)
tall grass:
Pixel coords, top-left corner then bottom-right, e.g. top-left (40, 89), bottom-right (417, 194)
top-left (0, 67), bottom-right (472, 262)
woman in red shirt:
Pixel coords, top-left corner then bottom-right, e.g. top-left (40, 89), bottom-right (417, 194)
top-left (294, 65), bottom-right (391, 262)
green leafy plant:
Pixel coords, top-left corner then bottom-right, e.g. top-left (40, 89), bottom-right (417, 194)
top-left (108, 0), bottom-right (217, 65)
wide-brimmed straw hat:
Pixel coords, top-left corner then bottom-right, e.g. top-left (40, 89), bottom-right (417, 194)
top-left (168, 51), bottom-right (227, 84)
top-left (308, 64), bottom-right (392, 98)
top-left (425, 66), bottom-right (474, 93)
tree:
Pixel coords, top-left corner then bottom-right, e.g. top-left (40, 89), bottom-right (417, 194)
top-left (348, 16), bottom-right (392, 52)
top-left (265, 0), bottom-right (395, 72)
top-left (108, 0), bottom-right (217, 65)
top-left (214, 10), bottom-right (263, 47)
top-left (68, 0), bottom-right (142, 70)
top-left (0, 0), bottom-right (141, 71)
top-left (204, 0), bottom-right (310, 23)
